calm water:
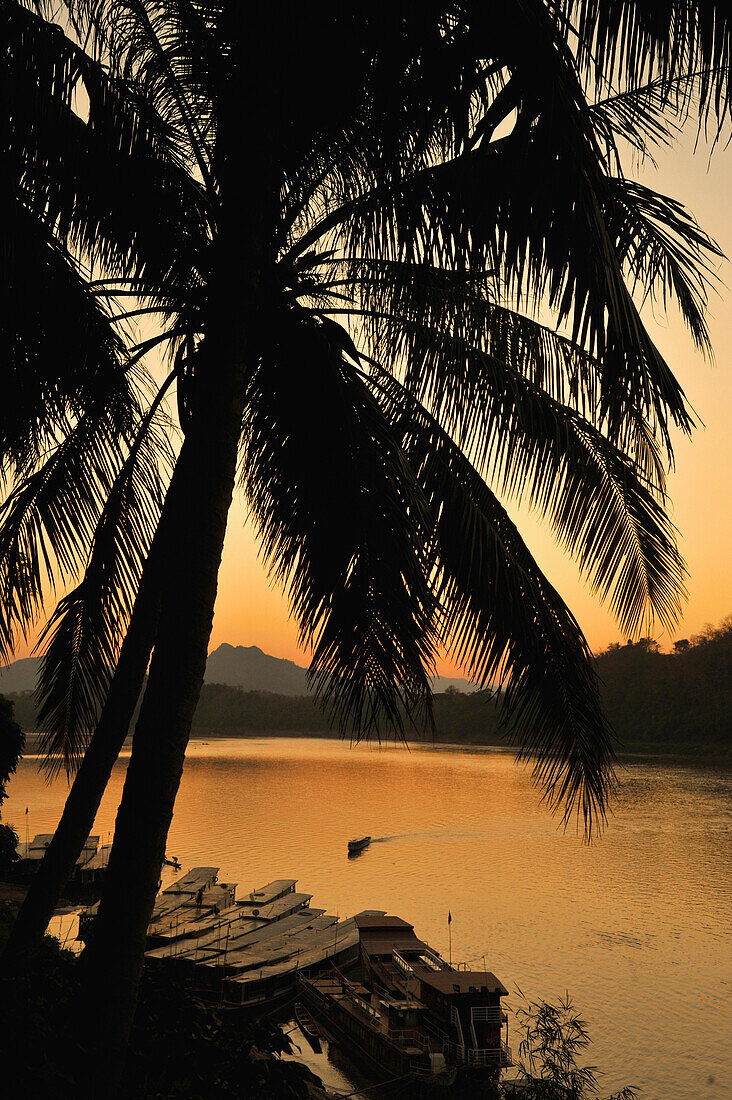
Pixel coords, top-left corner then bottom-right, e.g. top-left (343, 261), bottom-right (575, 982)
top-left (5, 738), bottom-right (731, 1100)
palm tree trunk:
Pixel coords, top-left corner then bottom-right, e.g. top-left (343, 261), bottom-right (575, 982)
top-left (0, 440), bottom-right (197, 972)
top-left (75, 350), bottom-right (245, 1094)
top-left (0, 587), bottom-right (158, 973)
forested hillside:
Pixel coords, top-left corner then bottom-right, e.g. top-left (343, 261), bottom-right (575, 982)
top-left (190, 682), bottom-right (506, 741)
top-left (595, 618), bottom-right (731, 755)
top-left (193, 620), bottom-right (732, 755)
top-left (9, 618), bottom-right (730, 758)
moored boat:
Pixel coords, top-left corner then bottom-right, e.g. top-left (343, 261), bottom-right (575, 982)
top-left (299, 913), bottom-right (511, 1086)
top-left (294, 1001), bottom-right (322, 1052)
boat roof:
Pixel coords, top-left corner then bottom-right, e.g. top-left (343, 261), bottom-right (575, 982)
top-left (216, 914), bottom-right (346, 972)
top-left (147, 907), bottom-right (331, 963)
top-left (307, 977), bottom-right (371, 999)
top-left (162, 867), bottom-right (219, 894)
top-left (236, 891), bottom-right (312, 921)
top-left (29, 834), bottom-right (56, 849)
top-left (355, 914), bottom-right (414, 931)
top-left (24, 834), bottom-right (56, 859)
top-left (240, 879), bottom-right (296, 905)
top-left (81, 844), bottom-right (112, 871)
top-left (417, 970), bottom-right (508, 997)
top-left (228, 921), bottom-right (360, 985)
top-left (148, 885), bottom-right (238, 936)
top-left (358, 917), bottom-right (432, 957)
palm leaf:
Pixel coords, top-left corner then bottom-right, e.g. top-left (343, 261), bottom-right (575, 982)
top-left (0, 199), bottom-right (138, 483)
top-left (240, 310), bottom-right (437, 737)
top-left (603, 178), bottom-right (721, 352)
top-left (34, 377), bottom-right (174, 776)
top-left (377, 375), bottom-right (616, 836)
top-left (0, 371), bottom-right (148, 662)
top-left (364, 351), bottom-right (685, 637)
top-left (557, 0), bottom-right (732, 136)
top-left (3, 0), bottom-right (208, 286)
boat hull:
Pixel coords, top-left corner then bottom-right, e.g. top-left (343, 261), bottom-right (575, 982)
top-left (347, 837), bottom-right (371, 855)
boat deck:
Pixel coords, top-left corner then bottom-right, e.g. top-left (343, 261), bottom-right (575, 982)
top-left (148, 907), bottom-right (331, 964)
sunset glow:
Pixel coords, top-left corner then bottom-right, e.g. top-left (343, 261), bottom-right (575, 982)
top-left (210, 138), bottom-right (732, 675)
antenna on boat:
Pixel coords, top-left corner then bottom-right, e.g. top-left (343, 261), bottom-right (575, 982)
top-left (448, 910), bottom-right (452, 968)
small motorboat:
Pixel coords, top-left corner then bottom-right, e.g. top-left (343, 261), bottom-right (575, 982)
top-left (347, 835), bottom-right (371, 855)
top-left (294, 1002), bottom-right (322, 1052)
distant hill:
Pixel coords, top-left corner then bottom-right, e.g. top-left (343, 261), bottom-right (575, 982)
top-left (0, 657), bottom-right (39, 695)
top-left (594, 620), bottom-right (731, 755)
top-left (205, 644), bottom-right (308, 694)
top-left (190, 682), bottom-right (502, 741)
top-left (0, 646), bottom-right (478, 701)
top-left (190, 624), bottom-right (732, 755)
top-left (6, 621), bottom-right (729, 758)
top-left (0, 646), bottom-right (309, 697)
top-left (203, 644), bottom-right (478, 695)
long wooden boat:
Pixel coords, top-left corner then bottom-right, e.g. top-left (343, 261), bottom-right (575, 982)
top-left (299, 914), bottom-right (512, 1086)
top-left (347, 836), bottom-right (371, 855)
top-left (77, 865), bottom-right (389, 1013)
top-left (294, 1001), bottom-right (322, 1052)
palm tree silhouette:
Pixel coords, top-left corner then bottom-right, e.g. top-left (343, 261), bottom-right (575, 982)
top-left (2, 0), bottom-right (730, 1085)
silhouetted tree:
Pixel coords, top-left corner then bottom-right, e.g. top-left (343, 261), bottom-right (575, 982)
top-left (597, 615), bottom-right (732, 751)
top-left (3, 1), bottom-right (731, 1090)
top-left (0, 695), bottom-right (24, 873)
top-left (0, 695), bottom-right (23, 805)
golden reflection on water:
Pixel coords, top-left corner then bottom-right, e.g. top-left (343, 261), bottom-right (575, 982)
top-left (5, 738), bottom-right (731, 1100)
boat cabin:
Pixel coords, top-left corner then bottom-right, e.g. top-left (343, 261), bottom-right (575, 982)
top-left (354, 913), bottom-right (511, 1068)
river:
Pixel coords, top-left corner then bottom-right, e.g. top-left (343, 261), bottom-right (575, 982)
top-left (4, 738), bottom-right (731, 1099)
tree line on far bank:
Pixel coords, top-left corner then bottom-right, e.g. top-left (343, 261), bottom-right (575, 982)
top-left (191, 617), bottom-right (732, 755)
top-left (8, 615), bottom-right (730, 757)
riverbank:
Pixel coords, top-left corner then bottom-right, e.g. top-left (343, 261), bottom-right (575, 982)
top-left (18, 727), bottom-right (730, 766)
top-left (7, 617), bottom-right (731, 764)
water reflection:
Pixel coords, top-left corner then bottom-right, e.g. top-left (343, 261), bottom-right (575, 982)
top-left (5, 738), bottom-right (731, 1100)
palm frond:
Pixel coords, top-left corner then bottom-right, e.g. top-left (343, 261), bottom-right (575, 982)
top-left (604, 178), bottom-right (722, 352)
top-left (557, 0), bottom-right (732, 136)
top-left (0, 199), bottom-right (137, 484)
top-left (240, 310), bottom-right (438, 738)
top-left (70, 0), bottom-right (217, 185)
top-left (373, 373), bottom-right (615, 836)
top-left (0, 373), bottom-right (146, 662)
top-left (34, 376), bottom-right (174, 776)
top-left (589, 75), bottom-right (696, 164)
top-left (297, 2), bottom-right (714, 469)
top-left (358, 335), bottom-right (686, 637)
top-left (3, 0), bottom-right (208, 285)
top-left (307, 258), bottom-right (603, 417)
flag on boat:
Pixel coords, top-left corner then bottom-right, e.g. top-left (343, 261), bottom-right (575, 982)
top-left (448, 910), bottom-right (452, 925)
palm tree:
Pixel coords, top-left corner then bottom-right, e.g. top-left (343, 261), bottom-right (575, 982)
top-left (1, 0), bottom-right (202, 964)
top-left (2, 0), bottom-right (730, 1087)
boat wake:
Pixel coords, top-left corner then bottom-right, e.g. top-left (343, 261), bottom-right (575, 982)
top-left (369, 829), bottom-right (482, 844)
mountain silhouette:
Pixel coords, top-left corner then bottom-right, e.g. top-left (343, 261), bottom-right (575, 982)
top-left (204, 644), bottom-right (477, 694)
top-left (204, 644), bottom-right (309, 694)
top-left (0, 657), bottom-right (40, 694)
top-left (0, 645), bottom-right (477, 698)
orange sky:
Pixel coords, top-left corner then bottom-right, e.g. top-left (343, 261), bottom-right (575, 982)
top-left (209, 137), bottom-right (732, 676)
top-left (7, 135), bottom-right (731, 678)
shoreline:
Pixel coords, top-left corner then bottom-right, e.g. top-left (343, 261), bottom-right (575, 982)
top-left (20, 729), bottom-right (729, 766)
